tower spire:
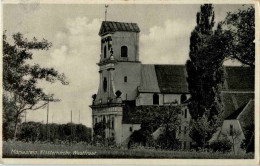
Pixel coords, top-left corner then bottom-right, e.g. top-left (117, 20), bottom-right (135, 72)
top-left (105, 5), bottom-right (109, 21)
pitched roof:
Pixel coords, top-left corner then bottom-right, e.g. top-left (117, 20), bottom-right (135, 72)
top-left (155, 65), bottom-right (189, 93)
top-left (221, 92), bottom-right (254, 119)
top-left (237, 99), bottom-right (254, 133)
top-left (99, 21), bottom-right (140, 36)
top-left (225, 102), bottom-right (248, 120)
top-left (138, 65), bottom-right (160, 93)
top-left (223, 66), bottom-right (254, 91)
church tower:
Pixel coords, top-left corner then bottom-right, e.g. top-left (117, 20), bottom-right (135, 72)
top-left (91, 21), bottom-right (142, 144)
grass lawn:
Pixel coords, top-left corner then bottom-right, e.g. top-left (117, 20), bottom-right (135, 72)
top-left (2, 141), bottom-right (254, 159)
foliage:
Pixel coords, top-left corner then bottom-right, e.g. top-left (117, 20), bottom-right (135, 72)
top-left (241, 124), bottom-right (254, 153)
top-left (93, 122), bottom-right (106, 144)
top-left (18, 122), bottom-right (92, 143)
top-left (3, 32), bottom-right (68, 138)
top-left (157, 129), bottom-right (181, 150)
top-left (128, 130), bottom-right (155, 148)
top-left (129, 105), bottom-right (181, 149)
top-left (222, 6), bottom-right (255, 67)
top-left (3, 94), bottom-right (19, 140)
top-left (210, 138), bottom-right (232, 153)
top-left (186, 4), bottom-right (224, 148)
top-left (189, 116), bottom-right (218, 148)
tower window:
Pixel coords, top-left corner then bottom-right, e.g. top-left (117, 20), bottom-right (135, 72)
top-left (179, 126), bottom-right (181, 134)
top-left (104, 45), bottom-right (107, 58)
top-left (121, 46), bottom-right (128, 57)
top-left (184, 126), bottom-right (187, 134)
top-left (124, 76), bottom-right (127, 82)
top-left (103, 77), bottom-right (107, 92)
top-left (153, 93), bottom-right (159, 105)
top-left (184, 109), bottom-right (187, 118)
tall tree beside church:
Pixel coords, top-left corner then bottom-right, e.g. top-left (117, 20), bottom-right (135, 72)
top-left (186, 4), bottom-right (225, 147)
top-left (3, 32), bottom-right (68, 139)
top-left (223, 6), bottom-right (255, 67)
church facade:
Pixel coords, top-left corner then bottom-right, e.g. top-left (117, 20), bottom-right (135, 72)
top-left (91, 21), bottom-right (254, 149)
top-left (91, 21), bottom-right (192, 148)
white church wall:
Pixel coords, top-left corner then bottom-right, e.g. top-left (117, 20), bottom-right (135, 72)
top-left (114, 62), bottom-right (141, 101)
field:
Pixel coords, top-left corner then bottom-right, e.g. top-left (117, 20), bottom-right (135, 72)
top-left (2, 141), bottom-right (254, 159)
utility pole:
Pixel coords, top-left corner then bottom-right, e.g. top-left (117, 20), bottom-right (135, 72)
top-left (71, 110), bottom-right (72, 123)
top-left (79, 110), bottom-right (80, 124)
top-left (105, 5), bottom-right (109, 21)
top-left (44, 96), bottom-right (60, 141)
top-left (47, 101), bottom-right (49, 125)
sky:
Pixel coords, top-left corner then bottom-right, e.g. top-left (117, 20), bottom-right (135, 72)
top-left (3, 3), bottom-right (248, 127)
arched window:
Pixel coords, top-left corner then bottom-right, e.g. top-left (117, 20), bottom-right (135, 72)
top-left (121, 46), bottom-right (128, 57)
top-left (181, 94), bottom-right (187, 103)
top-left (124, 76), bottom-right (127, 82)
top-left (153, 93), bottom-right (159, 105)
top-left (104, 45), bottom-right (107, 58)
top-left (103, 77), bottom-right (107, 92)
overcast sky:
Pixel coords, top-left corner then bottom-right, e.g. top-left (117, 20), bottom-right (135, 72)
top-left (3, 3), bottom-right (248, 127)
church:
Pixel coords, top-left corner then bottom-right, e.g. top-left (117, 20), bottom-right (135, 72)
top-left (91, 21), bottom-right (254, 149)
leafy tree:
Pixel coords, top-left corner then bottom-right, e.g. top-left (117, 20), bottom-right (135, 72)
top-left (222, 6), bottom-right (255, 67)
top-left (132, 104), bottom-right (181, 148)
top-left (3, 32), bottom-right (68, 139)
top-left (186, 4), bottom-right (224, 148)
top-left (3, 94), bottom-right (18, 140)
top-left (210, 137), bottom-right (232, 153)
top-left (93, 121), bottom-right (106, 144)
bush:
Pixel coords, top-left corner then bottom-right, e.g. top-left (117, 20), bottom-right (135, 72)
top-left (18, 122), bottom-right (92, 143)
top-left (210, 138), bottom-right (232, 153)
top-left (157, 131), bottom-right (181, 150)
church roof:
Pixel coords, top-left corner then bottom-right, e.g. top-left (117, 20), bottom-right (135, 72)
top-left (223, 66), bottom-right (254, 91)
top-left (221, 66), bottom-right (254, 119)
top-left (99, 21), bottom-right (140, 36)
top-left (138, 64), bottom-right (189, 94)
top-left (221, 92), bottom-right (254, 120)
top-left (155, 65), bottom-right (189, 93)
top-left (138, 65), bottom-right (160, 93)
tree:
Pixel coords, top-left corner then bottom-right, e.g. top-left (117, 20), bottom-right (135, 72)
top-left (222, 6), bottom-right (255, 67)
top-left (186, 4), bottom-right (224, 148)
top-left (3, 32), bottom-right (68, 139)
top-left (132, 103), bottom-right (181, 148)
top-left (220, 128), bottom-right (243, 154)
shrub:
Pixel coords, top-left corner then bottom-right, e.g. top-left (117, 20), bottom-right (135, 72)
top-left (210, 138), bottom-right (232, 153)
top-left (18, 122), bottom-right (92, 143)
